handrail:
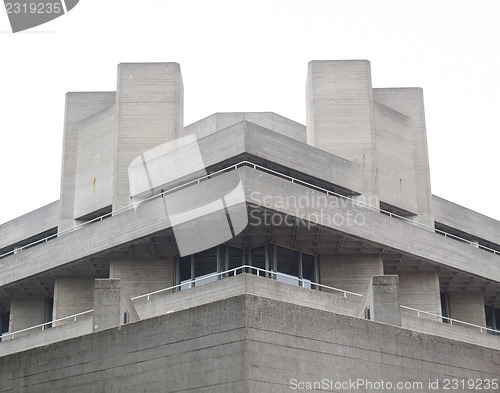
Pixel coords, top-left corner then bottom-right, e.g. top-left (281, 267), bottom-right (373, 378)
top-left (1, 265), bottom-right (360, 341)
top-left (1, 160), bottom-right (499, 260)
top-left (2, 309), bottom-right (93, 340)
top-left (400, 305), bottom-right (499, 335)
top-left (2, 266), bottom-right (499, 342)
top-left (130, 264), bottom-right (363, 301)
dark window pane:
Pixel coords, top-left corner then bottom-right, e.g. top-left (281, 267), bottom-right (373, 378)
top-left (302, 253), bottom-right (315, 288)
top-left (1, 312), bottom-right (10, 335)
top-left (179, 256), bottom-right (192, 290)
top-left (276, 246), bottom-right (299, 286)
top-left (441, 292), bottom-right (450, 323)
top-left (251, 246), bottom-right (266, 275)
top-left (485, 305), bottom-right (494, 329)
top-left (195, 247), bottom-right (218, 286)
top-left (227, 246), bottom-right (243, 271)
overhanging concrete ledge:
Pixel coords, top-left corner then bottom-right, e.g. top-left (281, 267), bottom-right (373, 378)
top-left (2, 166), bottom-right (500, 288)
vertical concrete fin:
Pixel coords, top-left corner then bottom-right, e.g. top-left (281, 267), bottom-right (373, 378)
top-left (93, 278), bottom-right (139, 333)
top-left (113, 63), bottom-right (184, 210)
top-left (59, 92), bottom-right (116, 231)
top-left (358, 275), bottom-right (401, 326)
top-left (373, 88), bottom-right (434, 225)
top-left (306, 60), bottom-right (379, 207)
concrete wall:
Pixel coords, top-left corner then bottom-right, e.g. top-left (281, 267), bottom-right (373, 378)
top-left (52, 276), bottom-right (94, 325)
top-left (2, 274), bottom-right (498, 359)
top-left (306, 60), bottom-right (375, 166)
top-left (3, 166), bottom-right (500, 296)
top-left (197, 120), bottom-right (363, 195)
top-left (0, 201), bottom-right (59, 251)
top-left (113, 63), bottom-right (184, 210)
top-left (59, 63), bottom-right (184, 226)
top-left (185, 112), bottom-right (306, 143)
top-left (109, 257), bottom-right (174, 299)
top-left (319, 254), bottom-right (383, 295)
top-left (433, 195), bottom-right (500, 246)
top-left (401, 312), bottom-right (500, 350)
top-left (448, 290), bottom-right (486, 327)
top-left (358, 275), bottom-right (401, 326)
top-left (306, 61), bottom-right (434, 223)
top-left (398, 271), bottom-right (442, 315)
top-left (1, 294), bottom-right (498, 392)
top-left (8, 297), bottom-right (46, 337)
top-left (59, 92), bottom-right (116, 231)
top-left (306, 60), bottom-right (378, 206)
top-left (0, 317), bottom-right (92, 357)
top-left (245, 295), bottom-right (499, 392)
top-left (373, 88), bottom-right (434, 226)
top-left (0, 296), bottom-right (249, 393)
top-left (133, 273), bottom-right (362, 321)
top-left (241, 167), bottom-right (500, 284)
top-left (73, 106), bottom-right (115, 220)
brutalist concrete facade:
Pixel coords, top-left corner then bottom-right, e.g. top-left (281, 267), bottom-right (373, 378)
top-left (0, 61), bottom-right (499, 392)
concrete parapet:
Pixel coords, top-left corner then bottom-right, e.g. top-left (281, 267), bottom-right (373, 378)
top-left (185, 112), bottom-right (306, 143)
top-left (0, 201), bottom-right (59, 251)
top-left (1, 294), bottom-right (498, 392)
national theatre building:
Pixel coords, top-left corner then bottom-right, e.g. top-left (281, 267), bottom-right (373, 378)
top-left (0, 61), bottom-right (499, 392)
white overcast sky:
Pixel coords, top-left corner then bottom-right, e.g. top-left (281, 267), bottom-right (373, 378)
top-left (1, 0), bottom-right (499, 225)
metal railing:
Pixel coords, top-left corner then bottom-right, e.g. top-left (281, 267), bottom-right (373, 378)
top-left (3, 266), bottom-right (499, 342)
top-left (131, 264), bottom-right (363, 301)
top-left (2, 266), bottom-right (360, 341)
top-left (2, 309), bottom-right (93, 340)
top-left (401, 305), bottom-right (499, 335)
top-left (1, 160), bottom-right (499, 260)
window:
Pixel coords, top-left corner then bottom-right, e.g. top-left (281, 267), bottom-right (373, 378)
top-left (441, 292), bottom-right (450, 324)
top-left (1, 312), bottom-right (9, 340)
top-left (175, 243), bottom-right (319, 291)
top-left (485, 305), bottom-right (500, 335)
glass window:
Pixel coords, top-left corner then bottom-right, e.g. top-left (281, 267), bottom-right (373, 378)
top-left (250, 246), bottom-right (266, 276)
top-left (1, 312), bottom-right (9, 340)
top-left (227, 246), bottom-right (243, 272)
top-left (179, 255), bottom-right (192, 290)
top-left (485, 305), bottom-right (494, 330)
top-left (495, 308), bottom-right (500, 332)
top-left (195, 247), bottom-right (218, 286)
top-left (302, 253), bottom-right (314, 289)
top-left (276, 246), bottom-right (299, 286)
top-left (441, 292), bottom-right (450, 323)
top-left (177, 243), bottom-right (319, 291)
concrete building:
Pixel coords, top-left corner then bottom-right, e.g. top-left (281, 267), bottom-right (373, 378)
top-left (0, 61), bottom-right (499, 392)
